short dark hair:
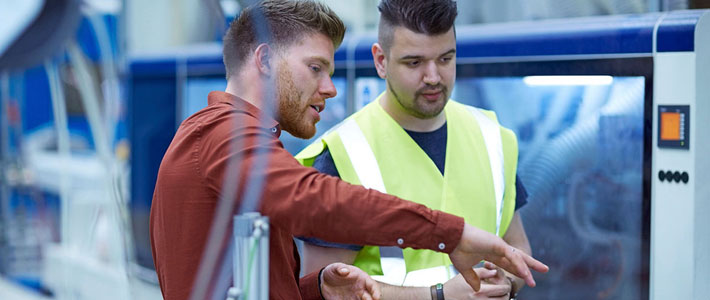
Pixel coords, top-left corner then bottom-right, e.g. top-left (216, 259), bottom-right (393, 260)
top-left (377, 0), bottom-right (458, 53)
top-left (223, 0), bottom-right (346, 79)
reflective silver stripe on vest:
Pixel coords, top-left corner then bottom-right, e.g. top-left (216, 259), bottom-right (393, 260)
top-left (338, 119), bottom-right (387, 193)
top-left (466, 107), bottom-right (506, 236)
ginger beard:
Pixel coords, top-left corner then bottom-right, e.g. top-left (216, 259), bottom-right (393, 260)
top-left (275, 62), bottom-right (318, 139)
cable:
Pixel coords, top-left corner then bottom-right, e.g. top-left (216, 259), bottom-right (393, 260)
top-left (67, 40), bottom-right (132, 269)
top-left (0, 72), bottom-right (12, 225)
top-left (0, 72), bottom-right (10, 276)
top-left (82, 8), bottom-right (138, 281)
top-left (44, 60), bottom-right (72, 248)
top-left (83, 9), bottom-right (121, 154)
top-left (242, 234), bottom-right (261, 299)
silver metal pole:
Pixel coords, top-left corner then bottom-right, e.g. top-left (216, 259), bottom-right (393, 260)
top-left (229, 212), bottom-right (269, 300)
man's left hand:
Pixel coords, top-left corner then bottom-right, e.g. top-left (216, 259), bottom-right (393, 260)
top-left (321, 262), bottom-right (381, 300)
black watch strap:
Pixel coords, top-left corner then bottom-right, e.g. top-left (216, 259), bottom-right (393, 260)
top-left (430, 283), bottom-right (445, 300)
top-left (436, 283), bottom-right (445, 300)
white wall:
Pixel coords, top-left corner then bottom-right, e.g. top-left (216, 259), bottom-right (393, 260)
top-left (322, 0), bottom-right (379, 33)
top-left (125, 0), bottom-right (217, 53)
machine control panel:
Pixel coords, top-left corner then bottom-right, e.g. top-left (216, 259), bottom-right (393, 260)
top-left (658, 105), bottom-right (690, 149)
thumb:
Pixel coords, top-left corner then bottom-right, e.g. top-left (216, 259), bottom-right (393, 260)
top-left (369, 280), bottom-right (381, 300)
top-left (484, 261), bottom-right (498, 270)
top-left (337, 267), bottom-right (350, 277)
top-left (476, 268), bottom-right (498, 280)
top-left (323, 263), bottom-right (346, 279)
top-left (459, 267), bottom-right (482, 292)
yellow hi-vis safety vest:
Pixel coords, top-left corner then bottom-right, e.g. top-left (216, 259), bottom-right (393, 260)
top-left (296, 94), bottom-right (519, 286)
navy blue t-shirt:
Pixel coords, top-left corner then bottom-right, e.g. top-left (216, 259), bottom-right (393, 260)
top-left (301, 122), bottom-right (528, 250)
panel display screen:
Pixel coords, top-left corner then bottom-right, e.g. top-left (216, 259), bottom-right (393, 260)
top-left (658, 105), bottom-right (689, 149)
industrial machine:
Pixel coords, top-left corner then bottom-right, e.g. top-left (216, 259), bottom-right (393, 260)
top-left (134, 8), bottom-right (710, 300)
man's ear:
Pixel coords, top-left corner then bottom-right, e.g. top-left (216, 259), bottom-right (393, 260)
top-left (372, 43), bottom-right (387, 79)
top-left (254, 43), bottom-right (274, 76)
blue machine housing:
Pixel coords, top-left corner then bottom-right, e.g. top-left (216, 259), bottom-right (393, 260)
top-left (340, 10), bottom-right (703, 64)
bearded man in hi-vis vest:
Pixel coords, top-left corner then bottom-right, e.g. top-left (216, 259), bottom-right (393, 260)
top-left (295, 0), bottom-right (532, 299)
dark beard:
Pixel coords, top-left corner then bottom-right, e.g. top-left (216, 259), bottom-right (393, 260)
top-left (388, 81), bottom-right (448, 119)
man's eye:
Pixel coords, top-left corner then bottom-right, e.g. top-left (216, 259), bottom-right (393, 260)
top-left (407, 60), bottom-right (420, 67)
top-left (310, 65), bottom-right (321, 72)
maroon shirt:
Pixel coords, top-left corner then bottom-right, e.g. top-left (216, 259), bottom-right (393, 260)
top-left (150, 91), bottom-right (465, 300)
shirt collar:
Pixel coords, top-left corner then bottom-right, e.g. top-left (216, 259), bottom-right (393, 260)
top-left (208, 91), bottom-right (282, 136)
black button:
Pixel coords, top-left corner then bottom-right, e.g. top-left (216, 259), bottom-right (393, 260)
top-left (658, 170), bottom-right (665, 181)
top-left (666, 171), bottom-right (674, 181)
top-left (673, 171), bottom-right (681, 183)
top-left (681, 172), bottom-right (689, 184)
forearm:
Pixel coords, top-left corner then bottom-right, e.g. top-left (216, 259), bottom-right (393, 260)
top-left (380, 283), bottom-right (429, 300)
top-left (301, 242), bottom-right (359, 274)
top-left (301, 244), bottom-right (433, 299)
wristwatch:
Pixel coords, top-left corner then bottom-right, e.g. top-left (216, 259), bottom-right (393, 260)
top-left (430, 283), bottom-right (444, 300)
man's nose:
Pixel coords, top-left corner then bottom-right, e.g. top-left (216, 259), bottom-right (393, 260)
top-left (422, 61), bottom-right (441, 85)
top-left (320, 77), bottom-right (337, 98)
